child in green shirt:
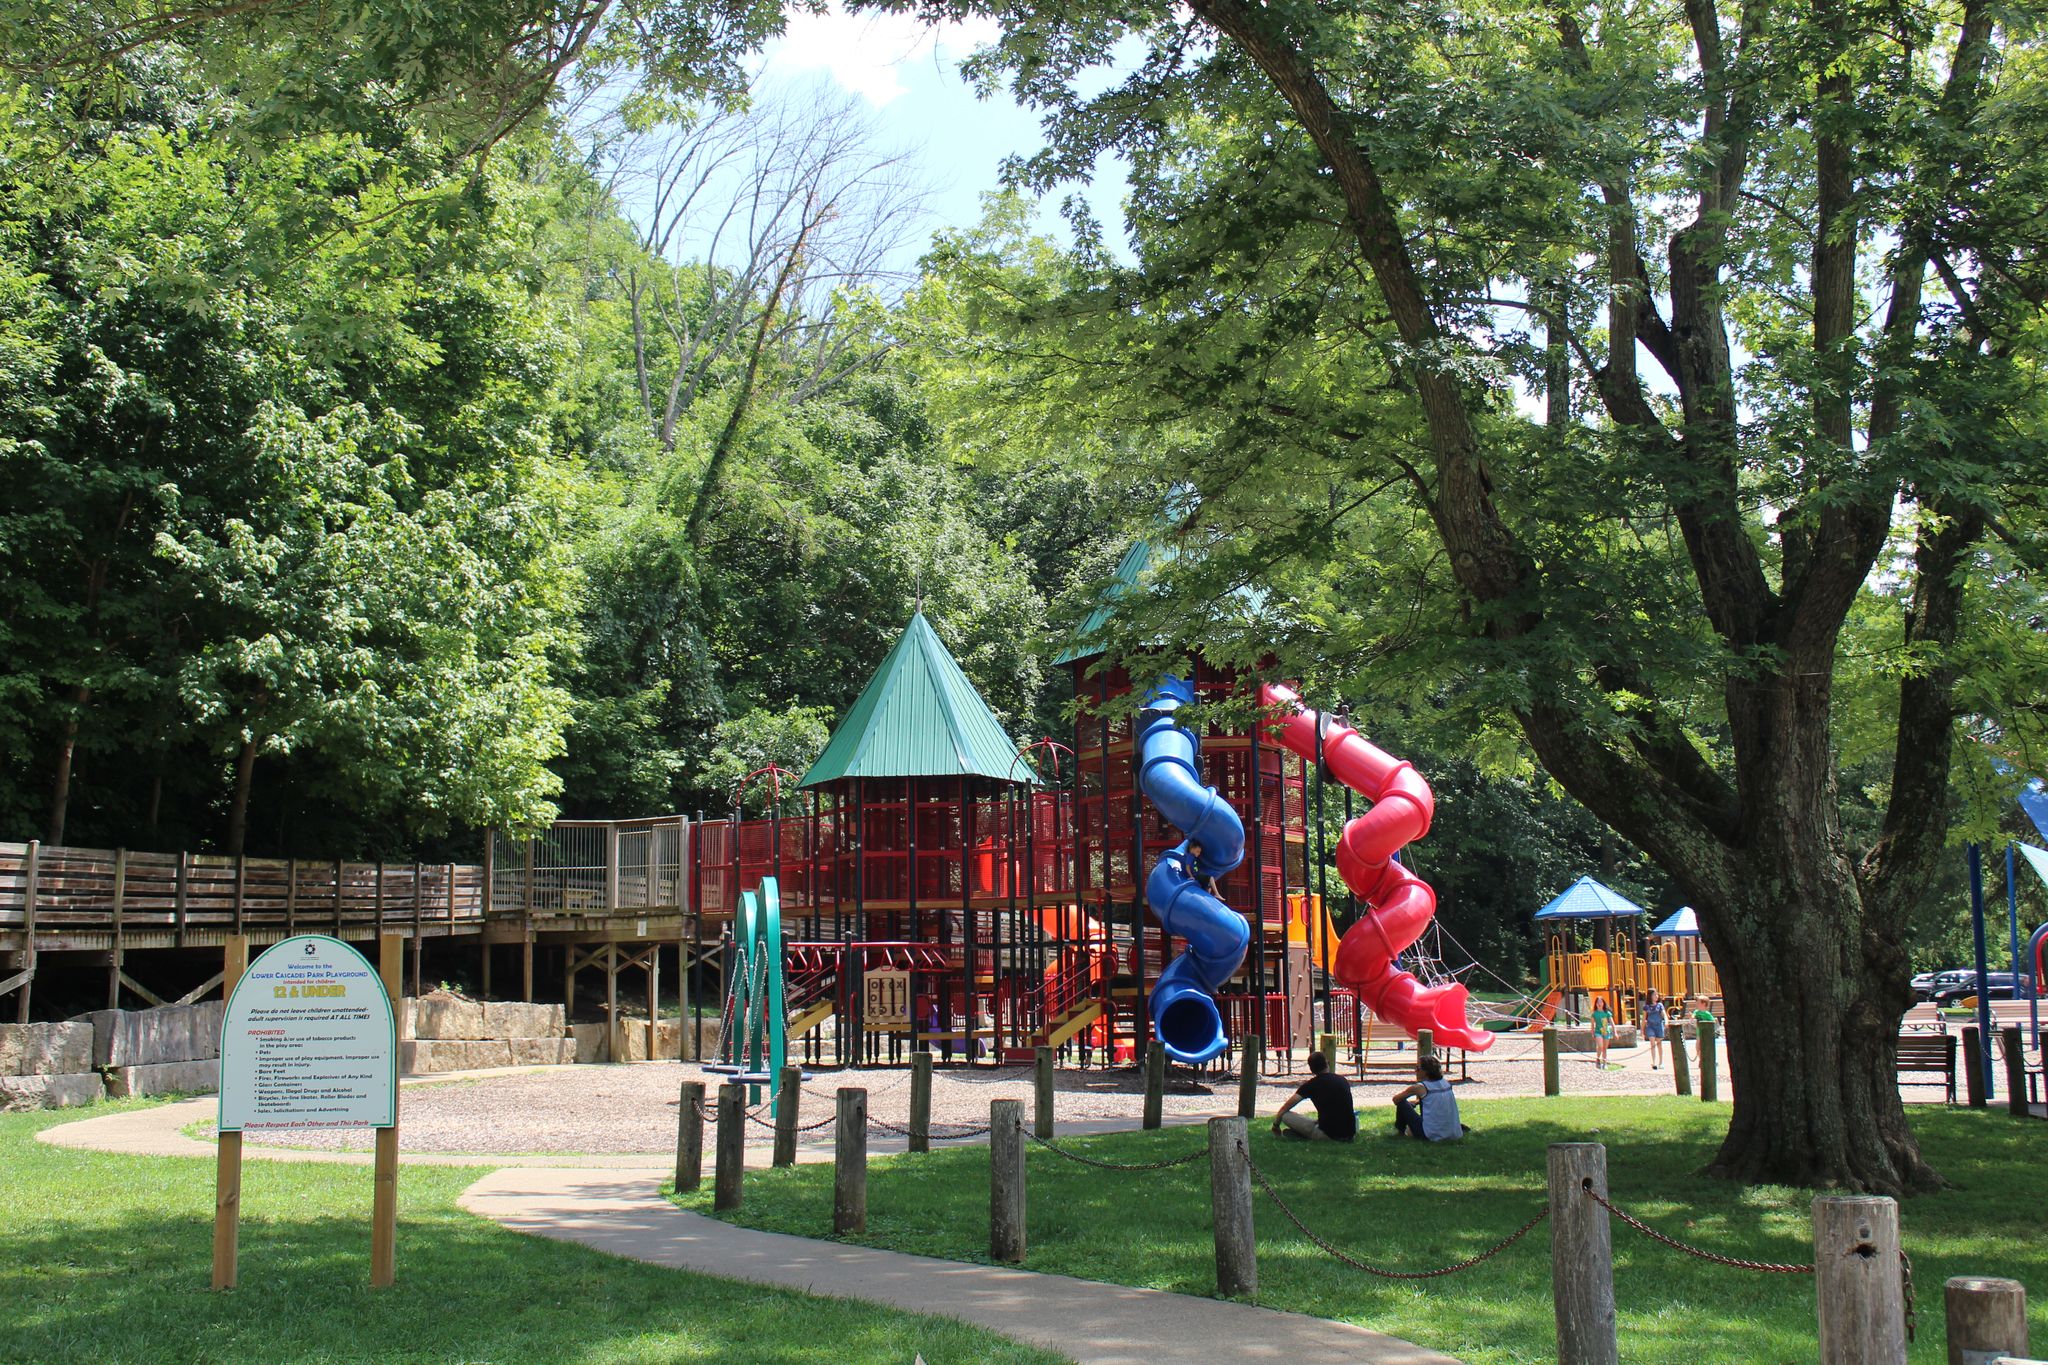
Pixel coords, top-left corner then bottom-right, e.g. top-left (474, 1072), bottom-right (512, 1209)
top-left (1591, 996), bottom-right (1614, 1068)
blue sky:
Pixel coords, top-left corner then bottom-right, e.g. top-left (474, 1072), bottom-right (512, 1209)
top-left (752, 3), bottom-right (1131, 265)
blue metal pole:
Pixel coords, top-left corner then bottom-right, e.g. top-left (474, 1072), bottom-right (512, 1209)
top-left (2029, 923), bottom-right (2048, 1050)
top-left (2009, 844), bottom-right (2021, 975)
top-left (1969, 843), bottom-right (1995, 1099)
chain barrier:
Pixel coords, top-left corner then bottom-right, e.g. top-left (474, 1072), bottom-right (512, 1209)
top-left (1581, 1184), bottom-right (1813, 1275)
top-left (870, 1115), bottom-right (993, 1140)
top-left (1244, 1143), bottom-right (1549, 1279)
top-left (1024, 1128), bottom-right (1211, 1171)
top-left (747, 1108), bottom-right (840, 1134)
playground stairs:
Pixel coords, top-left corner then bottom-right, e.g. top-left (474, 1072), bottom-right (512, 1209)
top-left (788, 997), bottom-right (836, 1041)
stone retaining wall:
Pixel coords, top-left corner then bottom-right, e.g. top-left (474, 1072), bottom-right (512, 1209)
top-left (0, 1021), bottom-right (102, 1111)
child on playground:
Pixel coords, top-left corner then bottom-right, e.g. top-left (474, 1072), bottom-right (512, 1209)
top-left (1643, 989), bottom-right (1667, 1070)
top-left (1390, 1055), bottom-right (1465, 1141)
top-left (1590, 994), bottom-right (1615, 1068)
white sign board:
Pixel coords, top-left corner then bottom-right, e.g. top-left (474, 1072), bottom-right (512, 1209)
top-left (219, 935), bottom-right (397, 1133)
top-left (864, 968), bottom-right (910, 1029)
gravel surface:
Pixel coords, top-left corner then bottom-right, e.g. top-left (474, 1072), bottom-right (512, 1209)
top-left (241, 1032), bottom-right (1730, 1156)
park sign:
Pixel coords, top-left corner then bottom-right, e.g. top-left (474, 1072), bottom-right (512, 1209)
top-left (219, 935), bottom-right (397, 1132)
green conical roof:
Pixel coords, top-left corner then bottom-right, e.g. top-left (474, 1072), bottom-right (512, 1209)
top-left (1054, 540), bottom-right (1156, 666)
top-left (800, 613), bottom-right (1036, 788)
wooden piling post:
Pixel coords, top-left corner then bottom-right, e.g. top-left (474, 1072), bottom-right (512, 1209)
top-left (772, 1065), bottom-right (801, 1168)
top-left (1143, 1043), bottom-right (1165, 1130)
top-left (1813, 1195), bottom-right (1905, 1365)
top-left (909, 1051), bottom-right (932, 1153)
top-left (675, 1080), bottom-right (704, 1191)
top-left (1543, 1026), bottom-right (1561, 1097)
top-left (1416, 1027), bottom-right (1436, 1079)
top-left (2002, 1026), bottom-right (2028, 1118)
top-left (1315, 1031), bottom-right (1339, 1074)
top-left (834, 1087), bottom-right (867, 1235)
top-left (1671, 1026), bottom-right (1693, 1096)
top-left (1548, 1143), bottom-right (1618, 1365)
top-left (1033, 1045), bottom-right (1054, 1139)
top-left (1238, 1044), bottom-right (1260, 1118)
top-left (1943, 1276), bottom-right (2027, 1365)
top-left (1699, 1018), bottom-right (1719, 1102)
top-left (990, 1098), bottom-right (1026, 1263)
top-left (210, 935), bottom-right (250, 1291)
top-left (1962, 1027), bottom-right (1986, 1108)
top-left (1207, 1116), bottom-right (1255, 1297)
top-left (714, 1083), bottom-right (745, 1211)
top-left (371, 933), bottom-right (402, 1290)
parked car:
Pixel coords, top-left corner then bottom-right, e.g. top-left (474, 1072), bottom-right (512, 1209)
top-left (1916, 969), bottom-right (1975, 1001)
top-left (1931, 971), bottom-right (2020, 1006)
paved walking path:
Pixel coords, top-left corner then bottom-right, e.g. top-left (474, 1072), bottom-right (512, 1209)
top-left (461, 1164), bottom-right (1462, 1365)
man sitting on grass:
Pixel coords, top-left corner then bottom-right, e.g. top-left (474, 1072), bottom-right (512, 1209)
top-left (1390, 1056), bottom-right (1466, 1141)
top-left (1272, 1050), bottom-right (1357, 1142)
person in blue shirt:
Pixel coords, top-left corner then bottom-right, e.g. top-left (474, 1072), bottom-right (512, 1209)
top-left (1642, 990), bottom-right (1668, 1069)
top-left (1391, 1056), bottom-right (1465, 1141)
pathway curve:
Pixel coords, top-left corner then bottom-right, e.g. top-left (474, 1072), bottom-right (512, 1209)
top-left (461, 1164), bottom-right (1462, 1365)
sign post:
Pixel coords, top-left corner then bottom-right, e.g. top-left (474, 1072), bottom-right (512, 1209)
top-left (214, 933), bottom-right (400, 1289)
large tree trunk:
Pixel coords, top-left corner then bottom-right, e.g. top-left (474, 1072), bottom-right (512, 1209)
top-left (1693, 869), bottom-right (1935, 1193)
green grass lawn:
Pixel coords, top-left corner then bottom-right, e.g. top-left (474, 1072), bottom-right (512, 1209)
top-left (676, 1096), bottom-right (2044, 1364)
top-left (0, 1103), bottom-right (1065, 1365)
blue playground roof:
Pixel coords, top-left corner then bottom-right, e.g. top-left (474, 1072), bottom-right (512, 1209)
top-left (1533, 876), bottom-right (1651, 922)
top-left (2021, 782), bottom-right (2048, 844)
top-left (1653, 906), bottom-right (1700, 937)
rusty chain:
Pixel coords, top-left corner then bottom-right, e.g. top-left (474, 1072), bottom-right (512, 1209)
top-left (1025, 1128), bottom-right (1212, 1170)
top-left (871, 1115), bottom-right (993, 1140)
top-left (1245, 1144), bottom-right (1549, 1279)
top-left (1582, 1184), bottom-right (1814, 1275)
top-left (747, 1108), bottom-right (839, 1133)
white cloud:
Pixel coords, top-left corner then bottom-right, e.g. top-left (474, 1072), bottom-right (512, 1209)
top-left (759, 3), bottom-right (1002, 107)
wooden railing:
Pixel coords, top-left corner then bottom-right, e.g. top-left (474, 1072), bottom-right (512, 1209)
top-left (0, 841), bottom-right (486, 942)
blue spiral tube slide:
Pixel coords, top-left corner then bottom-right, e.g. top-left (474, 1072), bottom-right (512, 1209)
top-left (1138, 678), bottom-right (1251, 1065)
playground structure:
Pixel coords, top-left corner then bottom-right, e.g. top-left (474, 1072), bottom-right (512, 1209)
top-left (0, 546), bottom-right (1488, 1070)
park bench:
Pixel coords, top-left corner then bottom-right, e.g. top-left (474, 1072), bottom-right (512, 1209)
top-left (1896, 1032), bottom-right (1957, 1104)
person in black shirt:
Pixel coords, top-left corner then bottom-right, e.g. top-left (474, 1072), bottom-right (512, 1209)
top-left (1272, 1051), bottom-right (1357, 1142)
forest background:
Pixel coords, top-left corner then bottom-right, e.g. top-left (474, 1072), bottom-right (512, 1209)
top-left (0, 2), bottom-right (2038, 991)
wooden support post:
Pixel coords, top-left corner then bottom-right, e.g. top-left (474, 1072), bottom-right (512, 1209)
top-left (1315, 1031), bottom-right (1338, 1074)
top-left (1238, 1043), bottom-right (1259, 1118)
top-left (2003, 1025), bottom-right (2028, 1118)
top-left (108, 847), bottom-right (127, 1011)
top-left (1143, 1042), bottom-right (1165, 1130)
top-left (409, 861), bottom-right (423, 999)
top-left (990, 1098), bottom-right (1025, 1263)
top-left (1699, 1018), bottom-right (1719, 1102)
top-left (605, 944), bottom-right (620, 1064)
top-left (371, 933), bottom-right (402, 1289)
top-left (174, 850), bottom-right (189, 948)
top-left (1543, 1026), bottom-right (1561, 1097)
top-left (1944, 1276), bottom-right (2027, 1365)
top-left (1548, 1143), bottom-right (1618, 1365)
top-left (675, 1080), bottom-right (704, 1192)
top-left (284, 858), bottom-right (298, 936)
top-left (648, 944), bottom-right (662, 1061)
top-left (1671, 1026), bottom-right (1693, 1096)
top-left (772, 1066), bottom-right (801, 1168)
top-left (1813, 1195), bottom-right (1905, 1365)
top-left (521, 935), bottom-right (533, 1005)
top-left (834, 1087), bottom-right (867, 1235)
top-left (1207, 1116), bottom-right (1255, 1298)
top-left (714, 1083), bottom-right (745, 1211)
top-left (332, 858), bottom-right (344, 937)
top-left (909, 1051), bottom-right (932, 1153)
top-left (1963, 1027), bottom-right (1986, 1108)
top-left (16, 840), bottom-right (34, 1023)
top-left (210, 935), bottom-right (250, 1292)
top-left (1033, 1045), bottom-right (1054, 1139)
top-left (1416, 1027), bottom-right (1436, 1080)
top-left (232, 854), bottom-right (246, 936)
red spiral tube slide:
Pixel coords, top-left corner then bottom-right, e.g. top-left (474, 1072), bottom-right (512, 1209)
top-left (1259, 683), bottom-right (1494, 1052)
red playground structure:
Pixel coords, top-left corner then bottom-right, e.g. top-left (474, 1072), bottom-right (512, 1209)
top-left (497, 545), bottom-right (1490, 1068)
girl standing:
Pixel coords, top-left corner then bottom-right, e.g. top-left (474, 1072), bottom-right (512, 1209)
top-left (1590, 995), bottom-right (1615, 1068)
top-left (1643, 990), bottom-right (1667, 1069)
